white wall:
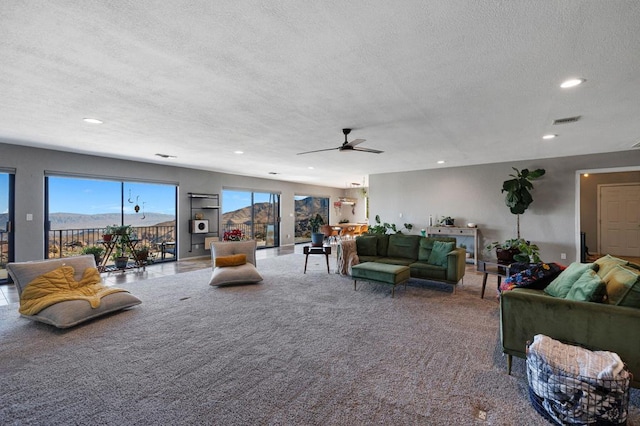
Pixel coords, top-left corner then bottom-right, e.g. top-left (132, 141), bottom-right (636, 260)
top-left (0, 142), bottom-right (346, 262)
top-left (370, 150), bottom-right (640, 264)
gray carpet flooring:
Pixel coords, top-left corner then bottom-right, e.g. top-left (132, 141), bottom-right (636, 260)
top-left (1, 253), bottom-right (638, 425)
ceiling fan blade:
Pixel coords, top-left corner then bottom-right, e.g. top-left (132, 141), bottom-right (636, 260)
top-left (296, 147), bottom-right (340, 155)
top-left (352, 147), bottom-right (384, 154)
top-left (345, 138), bottom-right (366, 148)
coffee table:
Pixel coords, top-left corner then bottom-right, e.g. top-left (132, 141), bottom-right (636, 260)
top-left (477, 259), bottom-right (513, 298)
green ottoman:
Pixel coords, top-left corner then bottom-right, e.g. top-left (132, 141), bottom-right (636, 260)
top-left (351, 262), bottom-right (411, 298)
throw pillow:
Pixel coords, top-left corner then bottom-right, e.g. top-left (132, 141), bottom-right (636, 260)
top-left (595, 254), bottom-right (628, 279)
top-left (426, 241), bottom-right (455, 267)
top-left (355, 235), bottom-right (378, 257)
top-left (215, 254), bottom-right (247, 268)
top-left (564, 269), bottom-right (606, 302)
top-left (603, 265), bottom-right (640, 307)
top-left (544, 262), bottom-right (595, 298)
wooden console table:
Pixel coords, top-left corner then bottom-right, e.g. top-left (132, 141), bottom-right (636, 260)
top-left (426, 226), bottom-right (479, 265)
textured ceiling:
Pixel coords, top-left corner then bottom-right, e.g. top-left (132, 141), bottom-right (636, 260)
top-left (1, 1), bottom-right (639, 188)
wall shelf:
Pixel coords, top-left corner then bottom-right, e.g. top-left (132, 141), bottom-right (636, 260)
top-left (188, 192), bottom-right (220, 252)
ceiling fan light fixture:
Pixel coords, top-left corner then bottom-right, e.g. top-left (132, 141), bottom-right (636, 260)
top-left (560, 78), bottom-right (585, 88)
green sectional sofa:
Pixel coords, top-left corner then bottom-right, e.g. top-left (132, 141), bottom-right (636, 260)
top-left (354, 234), bottom-right (466, 291)
top-left (500, 255), bottom-right (640, 388)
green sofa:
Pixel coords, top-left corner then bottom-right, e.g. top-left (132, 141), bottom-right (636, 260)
top-left (500, 257), bottom-right (640, 388)
top-left (354, 234), bottom-right (466, 291)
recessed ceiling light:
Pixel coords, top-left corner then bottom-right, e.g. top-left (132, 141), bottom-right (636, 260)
top-left (542, 134), bottom-right (557, 140)
top-left (234, 151), bottom-right (244, 155)
top-left (560, 78), bottom-right (585, 88)
top-left (83, 118), bottom-right (103, 124)
top-left (308, 166), bottom-right (314, 170)
top-left (583, 173), bottom-right (589, 177)
top-left (437, 160), bottom-right (445, 164)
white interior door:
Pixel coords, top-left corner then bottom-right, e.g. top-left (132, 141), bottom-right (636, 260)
top-left (598, 183), bottom-right (640, 257)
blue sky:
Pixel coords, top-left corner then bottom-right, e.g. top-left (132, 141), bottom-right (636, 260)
top-left (0, 173), bottom-right (7, 214)
top-left (222, 190), bottom-right (280, 213)
top-left (48, 177), bottom-right (176, 215)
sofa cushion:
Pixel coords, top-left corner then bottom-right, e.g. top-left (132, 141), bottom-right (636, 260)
top-left (427, 241), bottom-right (454, 267)
top-left (564, 269), bottom-right (606, 302)
top-left (595, 254), bottom-right (628, 278)
top-left (603, 265), bottom-right (640, 307)
top-left (376, 234), bottom-right (390, 257)
top-left (356, 235), bottom-right (379, 257)
top-left (544, 262), bottom-right (596, 298)
top-left (22, 292), bottom-right (141, 328)
top-left (418, 238), bottom-right (433, 261)
top-left (410, 261), bottom-right (447, 281)
top-left (376, 257), bottom-right (414, 266)
top-left (208, 263), bottom-right (263, 286)
top-left (386, 235), bottom-right (420, 260)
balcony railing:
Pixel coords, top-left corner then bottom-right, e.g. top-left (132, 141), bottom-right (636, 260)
top-left (48, 225), bottom-right (176, 263)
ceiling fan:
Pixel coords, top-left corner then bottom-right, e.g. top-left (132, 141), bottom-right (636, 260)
top-left (297, 129), bottom-right (384, 155)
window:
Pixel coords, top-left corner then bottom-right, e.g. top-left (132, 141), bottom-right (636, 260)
top-left (0, 171), bottom-right (14, 284)
top-left (222, 189), bottom-right (280, 248)
top-left (45, 176), bottom-right (177, 263)
top-left (294, 195), bottom-right (329, 243)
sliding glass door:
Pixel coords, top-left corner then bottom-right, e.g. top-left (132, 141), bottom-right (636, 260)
top-left (0, 172), bottom-right (14, 284)
top-left (294, 195), bottom-right (329, 244)
top-left (45, 175), bottom-right (177, 263)
top-left (222, 189), bottom-right (280, 248)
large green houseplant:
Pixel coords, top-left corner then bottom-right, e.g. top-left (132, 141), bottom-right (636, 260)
top-left (489, 167), bottom-right (545, 263)
top-left (502, 167), bottom-right (545, 238)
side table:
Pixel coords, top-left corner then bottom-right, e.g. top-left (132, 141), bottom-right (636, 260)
top-left (303, 245), bottom-right (331, 274)
top-left (477, 259), bottom-right (513, 298)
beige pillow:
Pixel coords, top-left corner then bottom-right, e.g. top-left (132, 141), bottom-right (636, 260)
top-left (595, 254), bottom-right (628, 279)
top-left (603, 264), bottom-right (639, 307)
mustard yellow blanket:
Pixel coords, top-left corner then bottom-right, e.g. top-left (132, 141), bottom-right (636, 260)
top-left (19, 265), bottom-right (128, 316)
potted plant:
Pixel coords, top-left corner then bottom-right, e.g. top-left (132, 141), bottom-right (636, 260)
top-left (502, 167), bottom-right (545, 238)
top-left (81, 245), bottom-right (104, 264)
top-left (440, 216), bottom-right (455, 226)
top-left (309, 214), bottom-right (325, 246)
top-left (134, 245), bottom-right (151, 264)
top-left (486, 238), bottom-right (541, 264)
top-left (112, 248), bottom-right (129, 269)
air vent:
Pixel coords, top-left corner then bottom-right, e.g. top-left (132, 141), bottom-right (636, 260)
top-left (553, 116), bottom-right (581, 125)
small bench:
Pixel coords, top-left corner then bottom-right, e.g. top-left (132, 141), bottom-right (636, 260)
top-left (351, 262), bottom-right (411, 298)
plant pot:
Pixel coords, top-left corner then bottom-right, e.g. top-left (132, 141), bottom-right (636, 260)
top-left (496, 247), bottom-right (519, 264)
top-left (311, 232), bottom-right (325, 247)
top-left (102, 234), bottom-right (113, 242)
top-left (114, 256), bottom-right (129, 269)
